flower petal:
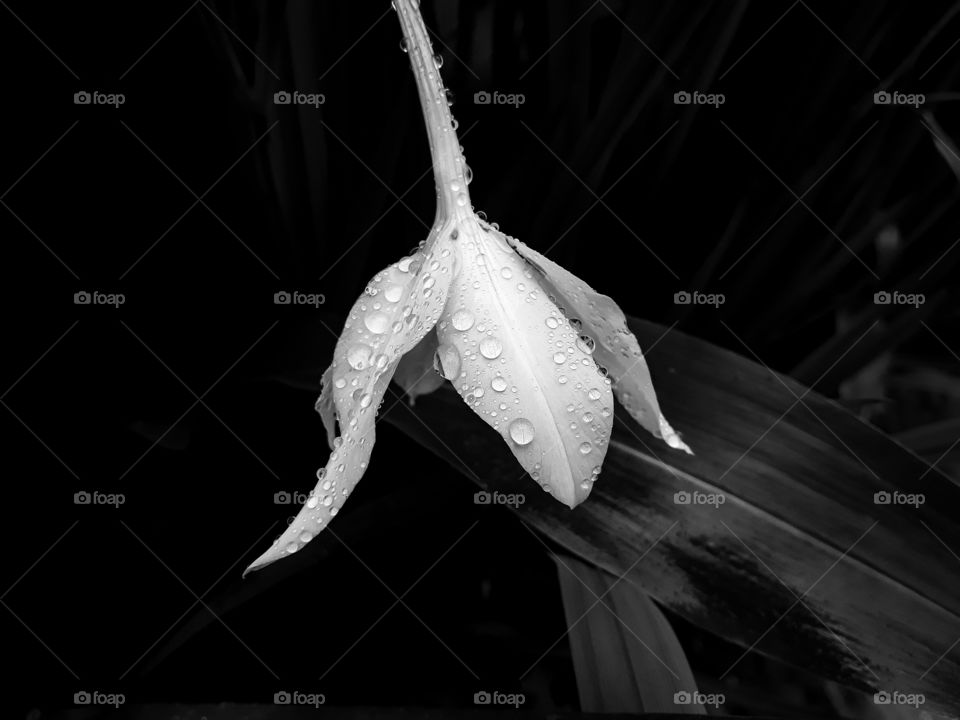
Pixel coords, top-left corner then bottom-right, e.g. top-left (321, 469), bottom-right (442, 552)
top-left (315, 365), bottom-right (336, 449)
top-left (393, 330), bottom-right (444, 405)
top-left (436, 221), bottom-right (614, 508)
top-left (246, 237), bottom-right (456, 574)
top-left (509, 238), bottom-right (692, 454)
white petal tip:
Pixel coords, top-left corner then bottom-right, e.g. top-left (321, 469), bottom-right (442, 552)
top-left (660, 416), bottom-right (693, 455)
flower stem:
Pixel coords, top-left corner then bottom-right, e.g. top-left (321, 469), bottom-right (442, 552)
top-left (393, 0), bottom-right (471, 221)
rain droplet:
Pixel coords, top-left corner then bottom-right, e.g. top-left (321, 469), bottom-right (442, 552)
top-left (334, 377), bottom-right (347, 389)
top-left (286, 542), bottom-right (298, 554)
top-left (508, 418), bottom-right (535, 446)
top-left (384, 285), bottom-right (403, 303)
top-left (579, 441), bottom-right (593, 455)
top-left (500, 267), bottom-right (513, 279)
top-left (576, 336), bottom-right (595, 354)
top-left (451, 309), bottom-right (475, 331)
top-left (347, 344), bottom-right (372, 370)
top-left (364, 311), bottom-right (390, 334)
top-left (491, 376), bottom-right (507, 392)
top-left (582, 412), bottom-right (594, 422)
top-left (456, 193), bottom-right (468, 207)
top-left (588, 388), bottom-right (602, 400)
top-left (299, 530), bottom-right (313, 543)
top-left (359, 393), bottom-right (372, 409)
top-left (553, 352), bottom-right (566, 364)
top-left (479, 337), bottom-right (503, 359)
top-left (545, 317), bottom-right (559, 329)
top-left (307, 496), bottom-right (319, 509)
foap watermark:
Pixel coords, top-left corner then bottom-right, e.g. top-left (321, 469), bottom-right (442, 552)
top-left (874, 290), bottom-right (924, 308)
top-left (874, 490), bottom-right (924, 508)
top-left (74, 691), bottom-right (125, 708)
top-left (273, 90), bottom-right (325, 108)
top-left (674, 490), bottom-right (725, 508)
top-left (74, 290), bottom-right (125, 308)
top-left (874, 690), bottom-right (925, 708)
top-left (474, 691), bottom-right (526, 708)
top-left (74, 490), bottom-right (126, 508)
top-left (74, 90), bottom-right (125, 108)
top-left (874, 90), bottom-right (924, 108)
top-left (674, 90), bottom-right (725, 108)
top-left (274, 691), bottom-right (326, 707)
top-left (474, 490), bottom-right (525, 508)
top-left (674, 690), bottom-right (724, 708)
top-left (274, 490), bottom-right (311, 505)
top-left (474, 90), bottom-right (525, 108)
top-left (274, 290), bottom-right (325, 307)
top-left (674, 290), bottom-right (725, 308)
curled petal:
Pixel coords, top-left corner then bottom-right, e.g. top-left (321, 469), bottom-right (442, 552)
top-left (510, 238), bottom-right (692, 454)
top-left (246, 238), bottom-right (456, 574)
top-left (436, 222), bottom-right (614, 508)
top-left (316, 366), bottom-right (336, 450)
top-left (393, 330), bottom-right (444, 405)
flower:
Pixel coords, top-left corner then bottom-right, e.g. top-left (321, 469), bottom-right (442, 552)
top-left (245, 0), bottom-right (690, 574)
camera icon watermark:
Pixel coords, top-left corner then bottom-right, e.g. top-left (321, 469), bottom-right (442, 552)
top-left (474, 490), bottom-right (525, 508)
top-left (873, 290), bottom-right (924, 308)
top-left (273, 690), bottom-right (326, 707)
top-left (74, 290), bottom-right (125, 308)
top-left (274, 290), bottom-right (325, 307)
top-left (274, 490), bottom-right (311, 505)
top-left (74, 490), bottom-right (126, 508)
top-left (873, 690), bottom-right (925, 708)
top-left (674, 690), bottom-right (725, 708)
top-left (273, 90), bottom-right (325, 108)
top-left (473, 690), bottom-right (525, 708)
top-left (674, 90), bottom-right (725, 108)
top-left (674, 290), bottom-right (725, 308)
top-left (873, 90), bottom-right (924, 108)
top-left (873, 490), bottom-right (925, 508)
top-left (74, 690), bottom-right (125, 708)
top-left (674, 490), bottom-right (725, 507)
top-left (74, 90), bottom-right (125, 108)
top-left (474, 90), bottom-right (525, 108)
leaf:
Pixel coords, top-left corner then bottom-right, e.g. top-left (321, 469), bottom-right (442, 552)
top-left (554, 554), bottom-right (705, 715)
top-left (383, 316), bottom-right (960, 716)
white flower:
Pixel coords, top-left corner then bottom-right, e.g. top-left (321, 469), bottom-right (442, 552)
top-left (245, 0), bottom-right (690, 574)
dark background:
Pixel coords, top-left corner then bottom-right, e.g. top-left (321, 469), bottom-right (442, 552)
top-left (1, 1), bottom-right (958, 716)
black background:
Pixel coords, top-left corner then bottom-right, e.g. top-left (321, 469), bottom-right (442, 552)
top-left (1, 1), bottom-right (958, 715)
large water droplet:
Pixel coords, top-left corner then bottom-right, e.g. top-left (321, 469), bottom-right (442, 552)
top-left (479, 337), bottom-right (503, 359)
top-left (334, 377), bottom-right (347, 389)
top-left (384, 284), bottom-right (403, 303)
top-left (451, 309), bottom-right (475, 331)
top-left (553, 352), bottom-right (566, 364)
top-left (347, 344), bottom-right (372, 370)
top-left (491, 376), bottom-right (507, 392)
top-left (299, 530), bottom-right (313, 543)
top-left (456, 193), bottom-right (468, 207)
top-left (500, 267), bottom-right (513, 279)
top-left (579, 441), bottom-right (593, 455)
top-left (588, 388), bottom-right (601, 400)
top-left (508, 418), bottom-right (535, 446)
top-left (434, 343), bottom-right (461, 380)
top-left (545, 317), bottom-right (559, 329)
top-left (364, 311), bottom-right (390, 334)
top-left (576, 336), bottom-right (596, 355)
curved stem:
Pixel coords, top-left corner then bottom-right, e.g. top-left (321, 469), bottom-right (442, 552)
top-left (394, 0), bottom-right (471, 222)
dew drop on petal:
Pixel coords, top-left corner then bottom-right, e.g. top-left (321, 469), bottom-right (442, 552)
top-left (384, 285), bottom-right (403, 303)
top-left (359, 393), bottom-right (372, 409)
top-left (306, 495), bottom-right (319, 509)
top-left (347, 344), bottom-right (372, 370)
top-left (508, 418), bottom-right (535, 446)
top-left (491, 376), bottom-right (507, 392)
top-left (434, 343), bottom-right (461, 380)
top-left (545, 316), bottom-right (559, 329)
top-left (334, 377), bottom-right (347, 389)
top-left (451, 309), bottom-right (475, 331)
top-left (588, 388), bottom-right (602, 401)
top-left (579, 441), bottom-right (593, 455)
top-left (286, 542), bottom-right (298, 554)
top-left (365, 312), bottom-right (390, 334)
top-left (299, 531), bottom-right (313, 543)
top-left (553, 352), bottom-right (566, 364)
top-left (576, 336), bottom-right (595, 354)
top-left (500, 267), bottom-right (513, 279)
top-left (479, 337), bottom-right (503, 359)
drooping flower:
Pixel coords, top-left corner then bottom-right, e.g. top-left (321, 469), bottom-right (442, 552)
top-left (245, 0), bottom-right (691, 574)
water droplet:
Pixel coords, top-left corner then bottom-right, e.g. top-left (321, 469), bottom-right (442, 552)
top-left (479, 337), bottom-right (503, 359)
top-left (359, 393), bottom-right (372, 409)
top-left (464, 165), bottom-right (473, 185)
top-left (451, 309), bottom-right (475, 331)
top-left (306, 495), bottom-right (319, 509)
top-left (286, 542), bottom-right (298, 554)
top-left (579, 441), bottom-right (593, 455)
top-left (334, 377), bottom-right (346, 389)
top-left (323, 495), bottom-right (333, 507)
top-left (434, 343), bottom-right (461, 380)
top-left (500, 267), bottom-right (513, 279)
top-left (558, 375), bottom-right (568, 384)
top-left (473, 387), bottom-right (484, 398)
top-left (545, 317), bottom-right (559, 329)
top-left (347, 344), bottom-right (372, 370)
top-left (399, 38), bottom-right (408, 53)
top-left (434, 52), bottom-right (444, 68)
top-left (423, 276), bottom-right (436, 290)
top-left (384, 285), bottom-right (403, 303)
top-left (456, 193), bottom-right (468, 207)
top-left (299, 530), bottom-right (313, 543)
top-left (582, 412), bottom-right (594, 422)
top-left (508, 418), bottom-right (535, 446)
top-left (588, 388), bottom-right (601, 400)
top-left (491, 376), bottom-right (507, 392)
top-left (576, 335), bottom-right (595, 354)
top-left (553, 352), bottom-right (566, 364)
top-left (364, 311), bottom-right (390, 334)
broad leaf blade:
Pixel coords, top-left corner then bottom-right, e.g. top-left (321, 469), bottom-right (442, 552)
top-left (383, 317), bottom-right (960, 716)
